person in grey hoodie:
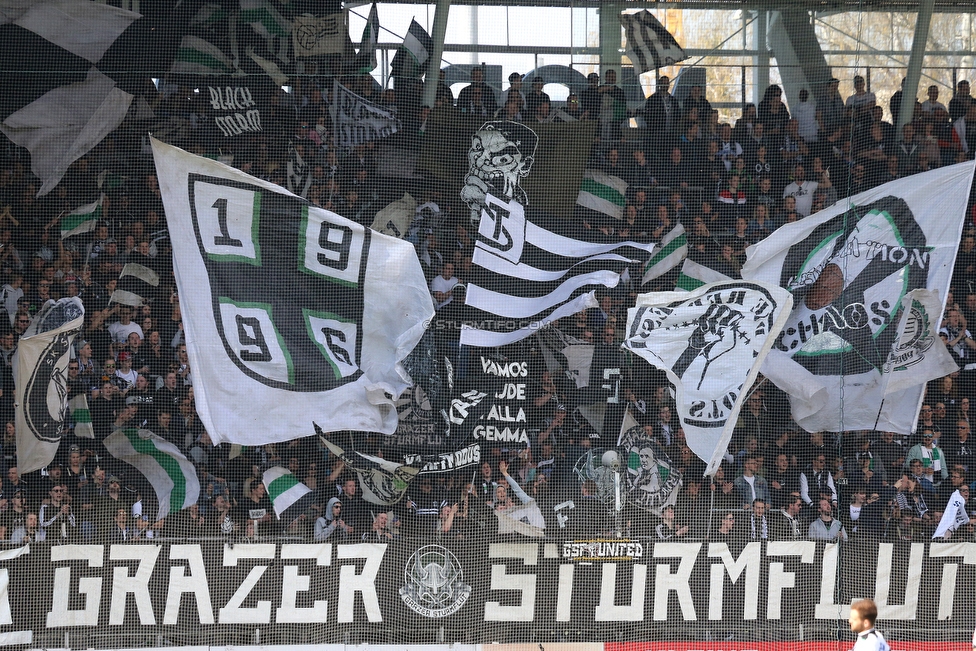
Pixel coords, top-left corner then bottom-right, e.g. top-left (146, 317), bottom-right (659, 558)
top-left (314, 497), bottom-right (351, 540)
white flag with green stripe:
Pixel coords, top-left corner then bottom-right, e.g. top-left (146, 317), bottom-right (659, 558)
top-left (60, 196), bottom-right (102, 239)
top-left (642, 224), bottom-right (687, 285)
top-left (264, 466), bottom-right (315, 522)
top-left (170, 36), bottom-right (235, 76)
top-left (68, 394), bottom-right (93, 439)
top-left (241, 0), bottom-right (291, 39)
top-left (104, 428), bottom-right (200, 521)
top-left (577, 169), bottom-right (628, 220)
top-left (675, 257), bottom-right (734, 291)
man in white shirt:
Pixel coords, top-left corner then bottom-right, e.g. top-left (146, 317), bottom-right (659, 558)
top-left (107, 305), bottom-right (144, 344)
top-left (921, 85), bottom-right (948, 114)
top-left (717, 123), bottom-right (743, 172)
top-left (430, 262), bottom-right (460, 311)
top-left (783, 164), bottom-right (819, 217)
top-left (793, 89), bottom-right (819, 142)
top-left (848, 599), bottom-right (890, 651)
top-left (846, 75), bottom-right (876, 116)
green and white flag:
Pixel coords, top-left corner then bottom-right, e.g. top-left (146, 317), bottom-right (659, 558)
top-left (263, 466), bottom-right (315, 523)
top-left (675, 257), bottom-right (733, 292)
top-left (170, 36), bottom-right (235, 76)
top-left (60, 197), bottom-right (102, 239)
top-left (577, 169), bottom-right (628, 221)
top-left (391, 19), bottom-right (432, 78)
top-left (104, 428), bottom-right (200, 521)
top-left (642, 224), bottom-right (687, 285)
top-left (353, 3), bottom-right (380, 74)
top-left (68, 394), bottom-right (93, 439)
top-left (742, 163), bottom-right (976, 434)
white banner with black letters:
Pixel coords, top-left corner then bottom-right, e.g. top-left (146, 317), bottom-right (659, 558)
top-left (623, 282), bottom-right (793, 476)
top-left (331, 79), bottom-right (401, 149)
top-left (152, 138), bottom-right (433, 444)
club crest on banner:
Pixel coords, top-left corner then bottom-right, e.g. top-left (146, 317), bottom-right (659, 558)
top-left (883, 294), bottom-right (938, 374)
top-left (399, 545), bottom-right (471, 618)
top-left (618, 425), bottom-right (682, 515)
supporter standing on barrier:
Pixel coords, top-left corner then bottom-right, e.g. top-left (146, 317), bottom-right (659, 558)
top-left (848, 599), bottom-right (890, 651)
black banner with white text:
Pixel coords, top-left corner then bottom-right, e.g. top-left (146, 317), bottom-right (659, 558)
top-left (0, 539), bottom-right (972, 643)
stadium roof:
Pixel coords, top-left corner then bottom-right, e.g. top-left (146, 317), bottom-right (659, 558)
top-left (352, 0), bottom-right (976, 10)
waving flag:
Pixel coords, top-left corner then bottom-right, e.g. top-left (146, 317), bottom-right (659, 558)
top-left (110, 262), bottom-right (161, 307)
top-left (620, 10), bottom-right (688, 74)
top-left (331, 79), bottom-right (401, 148)
top-left (0, 0), bottom-right (140, 196)
top-left (263, 466), bottom-right (315, 524)
top-left (623, 281), bottom-right (793, 476)
top-left (461, 194), bottom-right (655, 347)
top-left (14, 298), bottom-right (86, 473)
top-left (68, 394), bottom-right (94, 439)
top-left (742, 162), bottom-right (976, 434)
top-left (642, 224), bottom-right (688, 285)
top-left (104, 428), bottom-right (200, 522)
top-left (60, 196), bottom-right (103, 239)
top-left (933, 489), bottom-right (971, 539)
top-left (318, 429), bottom-right (424, 506)
top-left (577, 169), bottom-right (628, 221)
top-left (241, 0), bottom-right (290, 40)
top-left (618, 414), bottom-right (683, 514)
top-left (292, 12), bottom-right (348, 57)
top-left (170, 35), bottom-right (236, 76)
top-left (352, 3), bottom-right (380, 74)
top-left (152, 138), bottom-right (434, 444)
top-left (391, 19), bottom-right (432, 78)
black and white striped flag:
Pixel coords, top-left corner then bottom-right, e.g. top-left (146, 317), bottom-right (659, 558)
top-left (620, 10), bottom-right (688, 74)
top-left (0, 1), bottom-right (143, 196)
top-left (111, 261), bottom-right (160, 307)
top-left (460, 195), bottom-right (655, 348)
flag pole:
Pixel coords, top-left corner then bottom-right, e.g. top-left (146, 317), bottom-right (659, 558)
top-left (421, 0), bottom-right (451, 109)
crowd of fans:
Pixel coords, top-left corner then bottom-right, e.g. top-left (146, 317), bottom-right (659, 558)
top-left (0, 66), bottom-right (974, 545)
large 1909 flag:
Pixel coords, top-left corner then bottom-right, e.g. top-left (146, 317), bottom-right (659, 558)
top-left (152, 138), bottom-right (434, 444)
top-left (14, 298), bottom-right (86, 473)
top-left (461, 193), bottom-right (655, 347)
top-left (623, 282), bottom-right (792, 476)
top-left (619, 10), bottom-right (688, 74)
top-left (742, 162), bottom-right (976, 434)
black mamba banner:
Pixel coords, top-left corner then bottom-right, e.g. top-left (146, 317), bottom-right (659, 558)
top-left (0, 539), bottom-right (972, 641)
top-left (201, 77), bottom-right (273, 139)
